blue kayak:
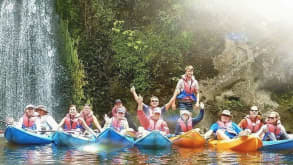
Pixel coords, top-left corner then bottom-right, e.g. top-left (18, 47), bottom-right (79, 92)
top-left (95, 128), bottom-right (134, 148)
top-left (134, 131), bottom-right (172, 149)
top-left (52, 131), bottom-right (95, 146)
top-left (261, 139), bottom-right (293, 150)
top-left (4, 126), bottom-right (52, 145)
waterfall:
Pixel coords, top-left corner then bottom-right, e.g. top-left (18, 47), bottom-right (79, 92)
top-left (0, 0), bottom-right (61, 122)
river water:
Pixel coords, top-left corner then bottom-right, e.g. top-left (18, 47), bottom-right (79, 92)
top-left (1, 138), bottom-right (293, 165)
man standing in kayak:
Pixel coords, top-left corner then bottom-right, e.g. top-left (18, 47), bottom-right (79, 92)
top-left (254, 111), bottom-right (289, 141)
top-left (137, 95), bottom-right (169, 136)
top-left (238, 105), bottom-right (263, 134)
top-left (204, 110), bottom-right (242, 140)
top-left (172, 65), bottom-right (199, 111)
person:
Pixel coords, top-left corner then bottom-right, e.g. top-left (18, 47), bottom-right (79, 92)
top-left (57, 105), bottom-right (96, 136)
top-left (18, 104), bottom-right (38, 130)
top-left (254, 111), bottom-right (289, 141)
top-left (204, 110), bottom-right (242, 140)
top-left (18, 104), bottom-right (38, 129)
top-left (111, 99), bottom-right (138, 131)
top-left (103, 106), bottom-right (130, 134)
top-left (172, 65), bottom-right (199, 111)
top-left (111, 99), bottom-right (123, 117)
top-left (80, 104), bottom-right (102, 132)
top-left (238, 106), bottom-right (263, 133)
top-left (137, 95), bottom-right (169, 136)
top-left (130, 86), bottom-right (176, 118)
top-left (35, 105), bottom-right (58, 131)
top-left (175, 103), bottom-right (205, 135)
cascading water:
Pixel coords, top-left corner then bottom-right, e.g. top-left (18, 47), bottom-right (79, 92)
top-left (0, 0), bottom-right (62, 124)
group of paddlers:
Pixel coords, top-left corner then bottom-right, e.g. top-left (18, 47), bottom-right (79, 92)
top-left (13, 65), bottom-right (290, 141)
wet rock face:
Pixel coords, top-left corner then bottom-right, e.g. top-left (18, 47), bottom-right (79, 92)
top-left (198, 38), bottom-right (293, 131)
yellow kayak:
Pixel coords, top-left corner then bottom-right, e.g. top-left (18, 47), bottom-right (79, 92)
top-left (170, 130), bottom-right (205, 148)
top-left (208, 135), bottom-right (262, 152)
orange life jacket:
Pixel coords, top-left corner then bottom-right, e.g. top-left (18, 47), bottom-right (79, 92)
top-left (178, 118), bottom-right (192, 132)
top-left (245, 116), bottom-right (262, 133)
top-left (64, 114), bottom-right (81, 130)
top-left (22, 114), bottom-right (36, 130)
top-left (266, 123), bottom-right (281, 136)
top-left (80, 111), bottom-right (93, 128)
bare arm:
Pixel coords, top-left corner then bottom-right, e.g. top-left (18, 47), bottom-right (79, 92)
top-left (165, 89), bottom-right (180, 110)
top-left (79, 118), bottom-right (96, 136)
top-left (93, 116), bottom-right (102, 132)
top-left (57, 117), bottom-right (66, 130)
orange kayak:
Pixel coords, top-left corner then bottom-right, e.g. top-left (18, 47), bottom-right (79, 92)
top-left (170, 130), bottom-right (205, 148)
top-left (208, 135), bottom-right (262, 152)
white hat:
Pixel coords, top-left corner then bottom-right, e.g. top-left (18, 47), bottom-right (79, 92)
top-left (153, 107), bottom-right (161, 114)
top-left (250, 106), bottom-right (258, 111)
top-left (24, 104), bottom-right (35, 110)
top-left (180, 110), bottom-right (191, 116)
top-left (221, 110), bottom-right (232, 117)
top-left (36, 105), bottom-right (49, 113)
top-left (117, 107), bottom-right (126, 113)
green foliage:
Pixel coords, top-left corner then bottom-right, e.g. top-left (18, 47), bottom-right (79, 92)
top-left (55, 0), bottom-right (219, 115)
top-left (58, 20), bottom-right (86, 106)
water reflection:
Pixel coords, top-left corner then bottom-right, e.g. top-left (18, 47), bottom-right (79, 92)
top-left (1, 138), bottom-right (293, 164)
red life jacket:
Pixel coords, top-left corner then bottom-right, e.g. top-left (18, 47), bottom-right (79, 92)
top-left (266, 123), bottom-right (281, 136)
top-left (64, 114), bottom-right (81, 130)
top-left (80, 111), bottom-right (93, 127)
top-left (111, 117), bottom-right (126, 132)
top-left (22, 114), bottom-right (36, 128)
top-left (182, 76), bottom-right (197, 94)
top-left (178, 118), bottom-right (192, 132)
top-left (245, 116), bottom-right (262, 133)
top-left (148, 119), bottom-right (164, 131)
top-left (217, 121), bottom-right (237, 135)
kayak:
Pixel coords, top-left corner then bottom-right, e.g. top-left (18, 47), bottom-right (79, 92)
top-left (95, 128), bottom-right (134, 148)
top-left (261, 139), bottom-right (293, 150)
top-left (135, 131), bottom-right (172, 149)
top-left (170, 130), bottom-right (205, 148)
top-left (4, 126), bottom-right (52, 145)
top-left (208, 135), bottom-right (262, 152)
top-left (52, 131), bottom-right (95, 146)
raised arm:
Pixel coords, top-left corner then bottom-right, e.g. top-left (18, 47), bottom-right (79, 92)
top-left (192, 103), bottom-right (205, 126)
top-left (137, 95), bottom-right (150, 129)
top-left (130, 86), bottom-right (140, 103)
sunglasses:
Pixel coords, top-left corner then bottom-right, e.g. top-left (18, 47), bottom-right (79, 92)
top-left (118, 112), bottom-right (125, 114)
top-left (250, 110), bottom-right (258, 112)
top-left (268, 117), bottom-right (275, 119)
top-left (151, 100), bottom-right (159, 102)
top-left (221, 114), bottom-right (231, 117)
